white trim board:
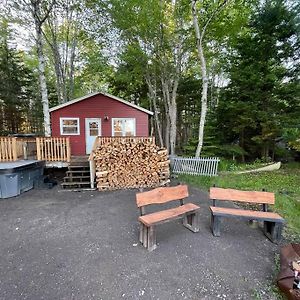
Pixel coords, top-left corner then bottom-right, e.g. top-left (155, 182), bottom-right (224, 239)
top-left (49, 92), bottom-right (153, 115)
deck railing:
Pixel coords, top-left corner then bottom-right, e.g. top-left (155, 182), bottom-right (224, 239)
top-left (1, 136), bottom-right (71, 164)
top-left (36, 137), bottom-right (71, 162)
top-left (0, 137), bottom-right (18, 161)
top-left (171, 156), bottom-right (220, 176)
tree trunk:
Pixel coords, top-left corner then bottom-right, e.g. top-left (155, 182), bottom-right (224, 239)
top-left (68, 13), bottom-right (79, 101)
top-left (169, 79), bottom-right (179, 156)
top-left (68, 36), bottom-right (77, 100)
top-left (34, 17), bottom-right (51, 136)
top-left (164, 103), bottom-right (170, 152)
top-left (146, 76), bottom-right (164, 148)
top-left (239, 129), bottom-right (245, 163)
top-left (192, 1), bottom-right (208, 158)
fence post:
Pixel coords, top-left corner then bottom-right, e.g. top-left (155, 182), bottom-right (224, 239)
top-left (12, 137), bottom-right (17, 161)
top-left (36, 138), bottom-right (41, 160)
top-left (66, 138), bottom-right (71, 162)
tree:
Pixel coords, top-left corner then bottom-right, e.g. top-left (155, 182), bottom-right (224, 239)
top-left (43, 0), bottom-right (82, 103)
top-left (191, 0), bottom-right (252, 157)
top-left (98, 0), bottom-right (190, 155)
top-left (23, 0), bottom-right (55, 136)
top-left (0, 17), bottom-right (41, 134)
top-left (217, 0), bottom-right (300, 160)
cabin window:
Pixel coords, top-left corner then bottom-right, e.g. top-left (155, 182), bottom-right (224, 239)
top-left (60, 117), bottom-right (80, 135)
top-left (112, 118), bottom-right (136, 137)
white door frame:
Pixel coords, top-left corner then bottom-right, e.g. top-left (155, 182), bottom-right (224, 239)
top-left (85, 118), bottom-right (101, 154)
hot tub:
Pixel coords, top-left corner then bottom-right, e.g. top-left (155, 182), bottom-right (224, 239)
top-left (0, 160), bottom-right (45, 198)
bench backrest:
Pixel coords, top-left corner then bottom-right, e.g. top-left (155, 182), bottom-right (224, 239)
top-left (136, 185), bottom-right (189, 208)
top-left (210, 187), bottom-right (275, 205)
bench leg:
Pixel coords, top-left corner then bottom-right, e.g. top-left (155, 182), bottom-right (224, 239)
top-left (142, 224), bottom-right (148, 248)
top-left (263, 221), bottom-right (283, 244)
top-left (147, 226), bottom-right (157, 252)
top-left (139, 223), bottom-right (145, 244)
top-left (183, 212), bottom-right (200, 233)
top-left (211, 213), bottom-right (221, 237)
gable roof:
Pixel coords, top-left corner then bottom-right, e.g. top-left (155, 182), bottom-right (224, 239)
top-left (49, 91), bottom-right (154, 115)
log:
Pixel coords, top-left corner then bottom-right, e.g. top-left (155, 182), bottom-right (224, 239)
top-left (93, 139), bottom-right (170, 191)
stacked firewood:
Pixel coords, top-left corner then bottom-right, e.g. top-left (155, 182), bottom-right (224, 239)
top-left (92, 139), bottom-right (170, 191)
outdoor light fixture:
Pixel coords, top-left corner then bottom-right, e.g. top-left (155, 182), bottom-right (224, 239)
top-left (104, 116), bottom-right (109, 121)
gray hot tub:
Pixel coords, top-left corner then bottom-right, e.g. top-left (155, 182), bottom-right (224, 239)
top-left (0, 160), bottom-right (45, 198)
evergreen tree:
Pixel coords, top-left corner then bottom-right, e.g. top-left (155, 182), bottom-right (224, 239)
top-left (217, 0), bottom-right (300, 161)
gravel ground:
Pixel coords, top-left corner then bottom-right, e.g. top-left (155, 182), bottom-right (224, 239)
top-left (0, 184), bottom-right (282, 300)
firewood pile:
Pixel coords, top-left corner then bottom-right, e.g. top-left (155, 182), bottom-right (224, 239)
top-left (92, 139), bottom-right (170, 191)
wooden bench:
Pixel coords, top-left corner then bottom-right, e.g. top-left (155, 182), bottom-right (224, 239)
top-left (136, 185), bottom-right (200, 251)
top-left (209, 187), bottom-right (285, 243)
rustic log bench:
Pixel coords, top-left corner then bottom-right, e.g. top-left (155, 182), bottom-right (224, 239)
top-left (209, 187), bottom-right (285, 243)
top-left (136, 185), bottom-right (200, 251)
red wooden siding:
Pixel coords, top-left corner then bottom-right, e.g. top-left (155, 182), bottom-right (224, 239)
top-left (50, 94), bottom-right (150, 155)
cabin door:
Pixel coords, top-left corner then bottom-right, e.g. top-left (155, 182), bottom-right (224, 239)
top-left (85, 118), bottom-right (101, 154)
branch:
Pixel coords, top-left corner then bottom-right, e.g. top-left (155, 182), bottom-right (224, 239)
top-left (40, 0), bottom-right (56, 24)
top-left (193, 0), bottom-right (229, 43)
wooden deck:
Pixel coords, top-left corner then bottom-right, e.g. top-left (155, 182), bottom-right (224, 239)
top-left (0, 136), bottom-right (71, 167)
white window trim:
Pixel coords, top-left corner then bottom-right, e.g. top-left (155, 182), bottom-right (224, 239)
top-left (112, 118), bottom-right (136, 137)
top-left (60, 117), bottom-right (80, 135)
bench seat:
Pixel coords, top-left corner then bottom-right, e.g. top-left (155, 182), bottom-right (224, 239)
top-left (136, 185), bottom-right (200, 251)
top-left (209, 187), bottom-right (285, 243)
top-left (139, 203), bottom-right (200, 226)
top-left (210, 206), bottom-right (284, 223)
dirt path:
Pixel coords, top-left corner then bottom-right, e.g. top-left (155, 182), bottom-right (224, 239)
top-left (0, 185), bottom-right (281, 299)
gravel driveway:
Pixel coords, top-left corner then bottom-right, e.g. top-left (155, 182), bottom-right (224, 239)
top-left (0, 184), bottom-right (281, 300)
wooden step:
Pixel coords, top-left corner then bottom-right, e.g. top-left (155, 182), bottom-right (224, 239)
top-left (66, 170), bottom-right (90, 175)
top-left (68, 165), bottom-right (90, 170)
top-left (64, 176), bottom-right (90, 182)
top-left (61, 181), bottom-right (91, 188)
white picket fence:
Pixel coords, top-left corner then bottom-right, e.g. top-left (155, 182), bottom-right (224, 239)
top-left (171, 156), bottom-right (220, 176)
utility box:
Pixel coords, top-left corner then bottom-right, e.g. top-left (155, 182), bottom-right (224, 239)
top-left (0, 160), bottom-right (45, 199)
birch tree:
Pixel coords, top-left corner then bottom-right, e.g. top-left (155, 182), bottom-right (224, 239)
top-left (105, 0), bottom-right (188, 155)
top-left (43, 0), bottom-right (81, 103)
top-left (26, 0), bottom-right (55, 136)
top-left (191, 0), bottom-right (229, 157)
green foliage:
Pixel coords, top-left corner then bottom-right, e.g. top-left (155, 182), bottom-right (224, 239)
top-left (0, 17), bottom-right (42, 134)
top-left (215, 0), bottom-right (300, 161)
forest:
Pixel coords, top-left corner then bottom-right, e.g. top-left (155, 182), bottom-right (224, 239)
top-left (0, 0), bottom-right (299, 162)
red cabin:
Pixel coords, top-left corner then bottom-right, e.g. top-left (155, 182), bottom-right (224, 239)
top-left (50, 92), bottom-right (153, 155)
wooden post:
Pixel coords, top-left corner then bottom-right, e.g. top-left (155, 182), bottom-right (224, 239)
top-left (139, 223), bottom-right (144, 244)
top-left (23, 141), bottom-right (28, 160)
top-left (89, 159), bottom-right (95, 189)
top-left (147, 226), bottom-right (157, 251)
top-left (183, 212), bottom-right (200, 233)
top-left (12, 137), bottom-right (17, 161)
top-left (66, 138), bottom-right (71, 162)
top-left (36, 138), bottom-right (41, 160)
top-left (211, 214), bottom-right (221, 237)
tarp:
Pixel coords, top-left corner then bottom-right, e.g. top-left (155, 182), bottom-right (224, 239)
top-left (277, 244), bottom-right (300, 300)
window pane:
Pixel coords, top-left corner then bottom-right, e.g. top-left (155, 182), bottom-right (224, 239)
top-left (113, 120), bottom-right (122, 136)
top-left (63, 119), bottom-right (78, 126)
top-left (61, 118), bottom-right (79, 134)
top-left (89, 129), bottom-right (98, 136)
top-left (124, 119), bottom-right (134, 136)
top-left (89, 122), bottom-right (98, 129)
top-left (63, 126), bottom-right (78, 134)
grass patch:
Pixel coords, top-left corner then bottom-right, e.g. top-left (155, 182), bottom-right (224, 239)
top-left (179, 162), bottom-right (300, 240)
